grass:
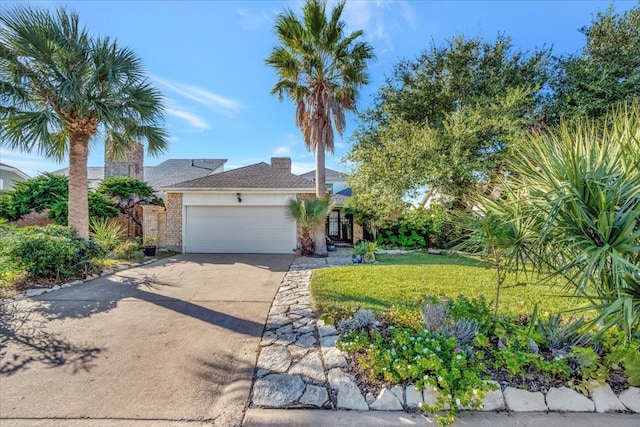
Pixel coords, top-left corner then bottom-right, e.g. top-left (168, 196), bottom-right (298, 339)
top-left (311, 253), bottom-right (589, 321)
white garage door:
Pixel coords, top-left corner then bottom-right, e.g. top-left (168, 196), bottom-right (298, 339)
top-left (184, 206), bottom-right (295, 254)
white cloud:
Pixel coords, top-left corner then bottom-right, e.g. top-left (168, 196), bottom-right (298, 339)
top-left (291, 161), bottom-right (316, 176)
top-left (274, 145), bottom-right (292, 155)
top-left (0, 149), bottom-right (65, 176)
top-left (235, 7), bottom-right (274, 30)
top-left (165, 108), bottom-right (210, 130)
top-left (153, 75), bottom-right (243, 118)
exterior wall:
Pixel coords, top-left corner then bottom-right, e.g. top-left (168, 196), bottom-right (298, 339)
top-left (353, 223), bottom-right (364, 243)
top-left (141, 204), bottom-right (167, 247)
top-left (105, 142), bottom-right (144, 181)
top-left (165, 192), bottom-right (183, 252)
top-left (0, 170), bottom-right (28, 192)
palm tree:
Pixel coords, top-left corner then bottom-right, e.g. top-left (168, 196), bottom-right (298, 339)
top-left (266, 0), bottom-right (374, 256)
top-left (0, 7), bottom-right (168, 239)
top-left (286, 196), bottom-right (333, 256)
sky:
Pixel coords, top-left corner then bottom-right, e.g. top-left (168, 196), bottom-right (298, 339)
top-left (1, 0), bottom-right (637, 177)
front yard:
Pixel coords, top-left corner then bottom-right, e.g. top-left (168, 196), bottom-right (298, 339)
top-left (310, 252), bottom-right (638, 425)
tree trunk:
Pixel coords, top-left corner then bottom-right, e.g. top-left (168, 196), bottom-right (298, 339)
top-left (314, 142), bottom-right (328, 257)
top-left (68, 134), bottom-right (90, 239)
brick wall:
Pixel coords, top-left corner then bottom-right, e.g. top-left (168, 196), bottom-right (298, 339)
top-left (141, 204), bottom-right (167, 247)
top-left (165, 192), bottom-right (182, 252)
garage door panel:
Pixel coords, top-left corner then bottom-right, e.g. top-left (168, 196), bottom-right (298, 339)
top-left (185, 206), bottom-right (295, 254)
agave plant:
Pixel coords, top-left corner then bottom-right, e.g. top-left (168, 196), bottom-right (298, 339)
top-left (89, 217), bottom-right (125, 251)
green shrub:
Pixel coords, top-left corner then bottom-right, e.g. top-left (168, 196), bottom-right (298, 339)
top-left (4, 225), bottom-right (106, 280)
top-left (112, 240), bottom-right (140, 260)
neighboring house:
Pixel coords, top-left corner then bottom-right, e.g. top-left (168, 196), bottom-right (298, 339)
top-left (52, 158), bottom-right (227, 191)
top-left (299, 168), bottom-right (362, 243)
top-left (162, 158), bottom-right (315, 254)
top-left (0, 162), bottom-right (30, 192)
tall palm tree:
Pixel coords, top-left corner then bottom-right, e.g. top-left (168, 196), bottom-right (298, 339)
top-left (0, 7), bottom-right (168, 239)
top-left (266, 0), bottom-right (374, 256)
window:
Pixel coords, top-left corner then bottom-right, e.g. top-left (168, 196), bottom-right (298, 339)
top-left (326, 183), bottom-right (334, 195)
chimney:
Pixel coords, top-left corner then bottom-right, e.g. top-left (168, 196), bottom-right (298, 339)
top-left (271, 157), bottom-right (291, 173)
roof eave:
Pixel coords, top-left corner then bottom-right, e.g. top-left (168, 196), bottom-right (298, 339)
top-left (162, 187), bottom-right (316, 193)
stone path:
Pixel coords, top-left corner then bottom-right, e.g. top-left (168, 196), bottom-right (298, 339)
top-left (250, 261), bottom-right (640, 414)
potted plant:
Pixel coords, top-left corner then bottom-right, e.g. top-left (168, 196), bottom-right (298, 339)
top-left (327, 238), bottom-right (336, 252)
top-left (142, 236), bottom-right (157, 256)
top-left (364, 241), bottom-right (378, 263)
top-left (352, 241), bottom-right (366, 264)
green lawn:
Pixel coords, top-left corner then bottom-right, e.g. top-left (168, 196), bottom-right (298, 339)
top-left (311, 253), bottom-right (588, 320)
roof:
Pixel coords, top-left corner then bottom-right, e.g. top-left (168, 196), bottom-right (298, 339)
top-left (165, 162), bottom-right (316, 190)
top-left (0, 162), bottom-right (30, 180)
top-left (51, 159), bottom-right (227, 190)
top-left (330, 187), bottom-right (352, 206)
top-left (299, 168), bottom-right (347, 182)
top-left (145, 159), bottom-right (226, 189)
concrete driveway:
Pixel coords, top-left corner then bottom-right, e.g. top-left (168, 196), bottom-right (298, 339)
top-left (0, 254), bottom-right (292, 427)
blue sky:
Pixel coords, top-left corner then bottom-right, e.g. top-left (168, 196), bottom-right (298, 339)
top-left (1, 0), bottom-right (637, 177)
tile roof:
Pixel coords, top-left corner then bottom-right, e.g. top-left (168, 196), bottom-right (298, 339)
top-left (165, 162), bottom-right (315, 190)
top-left (330, 187), bottom-right (352, 206)
top-left (299, 168), bottom-right (347, 181)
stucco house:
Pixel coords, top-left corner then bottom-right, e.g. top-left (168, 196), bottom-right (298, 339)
top-left (161, 158), bottom-right (315, 254)
top-left (0, 162), bottom-right (30, 193)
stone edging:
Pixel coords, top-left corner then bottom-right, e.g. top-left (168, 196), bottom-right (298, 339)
top-left (1, 259), bottom-right (160, 304)
top-left (250, 267), bottom-right (640, 414)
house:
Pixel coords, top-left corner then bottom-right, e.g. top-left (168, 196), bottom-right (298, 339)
top-left (161, 158), bottom-right (315, 254)
top-left (299, 168), bottom-right (363, 243)
top-left (0, 162), bottom-right (30, 192)
top-left (52, 158), bottom-right (227, 191)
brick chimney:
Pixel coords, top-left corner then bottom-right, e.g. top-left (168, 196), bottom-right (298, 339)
top-left (271, 157), bottom-right (291, 173)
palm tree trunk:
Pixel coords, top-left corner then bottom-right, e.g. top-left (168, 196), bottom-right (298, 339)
top-left (68, 134), bottom-right (90, 239)
top-left (314, 142), bottom-right (328, 257)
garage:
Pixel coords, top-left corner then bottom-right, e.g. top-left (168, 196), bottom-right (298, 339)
top-left (162, 159), bottom-right (315, 254)
top-left (184, 205), bottom-right (295, 254)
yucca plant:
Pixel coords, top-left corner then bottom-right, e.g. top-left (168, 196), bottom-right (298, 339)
top-left (511, 101), bottom-right (640, 340)
top-left (286, 196), bottom-right (333, 256)
top-left (89, 217), bottom-right (125, 252)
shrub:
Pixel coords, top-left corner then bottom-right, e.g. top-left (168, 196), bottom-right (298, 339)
top-left (4, 225), bottom-right (106, 280)
top-left (90, 218), bottom-right (125, 251)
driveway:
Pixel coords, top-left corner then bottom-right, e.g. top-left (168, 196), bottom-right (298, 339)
top-left (0, 254), bottom-right (292, 426)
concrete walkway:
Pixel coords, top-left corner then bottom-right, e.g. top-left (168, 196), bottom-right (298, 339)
top-left (0, 254), bottom-right (292, 427)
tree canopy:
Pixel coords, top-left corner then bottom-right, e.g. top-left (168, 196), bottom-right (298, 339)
top-left (346, 35), bottom-right (550, 220)
top-left (549, 3), bottom-right (640, 123)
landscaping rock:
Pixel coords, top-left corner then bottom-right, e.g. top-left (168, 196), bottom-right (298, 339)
top-left (365, 392), bottom-right (375, 405)
top-left (317, 324), bottom-right (339, 337)
top-left (406, 385), bottom-right (423, 408)
top-left (369, 388), bottom-right (404, 411)
top-left (252, 374), bottom-right (305, 407)
top-left (296, 332), bottom-right (317, 348)
top-left (25, 288), bottom-right (45, 297)
top-left (287, 344), bottom-right (309, 359)
top-left (100, 269), bottom-right (114, 276)
top-left (61, 283), bottom-right (72, 288)
top-left (257, 345), bottom-right (291, 373)
top-left (480, 381), bottom-right (505, 411)
top-left (299, 384), bottom-right (329, 407)
top-left (327, 368), bottom-right (368, 410)
top-left (70, 280), bottom-right (83, 285)
top-left (504, 387), bottom-right (547, 412)
top-left (592, 383), bottom-right (626, 413)
top-left (116, 264), bottom-right (128, 270)
top-left (51, 285), bottom-right (60, 291)
top-left (619, 387), bottom-right (640, 413)
top-left (289, 351), bottom-right (325, 382)
top-left (131, 262), bottom-right (141, 267)
top-left (390, 385), bottom-right (404, 404)
top-left (546, 386), bottom-right (594, 412)
top-left (422, 385), bottom-right (439, 406)
top-left (321, 346), bottom-right (347, 369)
top-left (319, 335), bottom-right (339, 347)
